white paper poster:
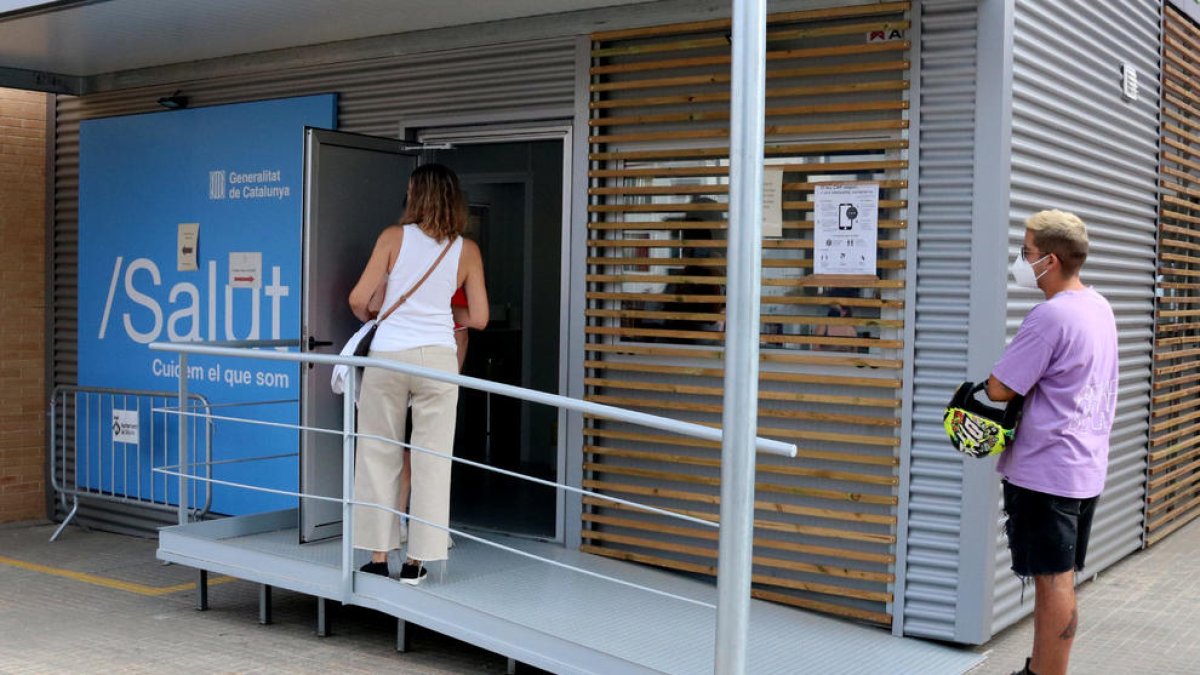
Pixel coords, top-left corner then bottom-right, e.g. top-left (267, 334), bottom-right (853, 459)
top-left (761, 167), bottom-right (784, 238)
top-left (229, 252), bottom-right (262, 289)
top-left (177, 222), bottom-right (199, 271)
top-left (112, 409), bottom-right (139, 445)
top-left (814, 183), bottom-right (879, 276)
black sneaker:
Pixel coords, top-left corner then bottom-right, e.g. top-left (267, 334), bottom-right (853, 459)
top-left (1010, 657), bottom-right (1036, 675)
top-left (359, 560), bottom-right (389, 577)
top-left (400, 562), bottom-right (427, 586)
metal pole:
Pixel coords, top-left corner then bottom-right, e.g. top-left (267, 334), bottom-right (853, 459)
top-left (178, 353), bottom-right (189, 525)
top-left (715, 0), bottom-right (766, 672)
top-left (341, 366), bottom-right (357, 601)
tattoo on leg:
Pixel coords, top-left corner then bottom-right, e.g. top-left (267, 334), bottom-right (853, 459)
top-left (1059, 608), bottom-right (1078, 640)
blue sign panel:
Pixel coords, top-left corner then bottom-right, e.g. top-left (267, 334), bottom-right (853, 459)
top-left (78, 94), bottom-right (337, 515)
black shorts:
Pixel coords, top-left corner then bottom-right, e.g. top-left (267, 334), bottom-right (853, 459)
top-left (1002, 480), bottom-right (1098, 577)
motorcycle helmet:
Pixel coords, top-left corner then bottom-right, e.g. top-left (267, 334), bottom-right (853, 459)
top-left (943, 381), bottom-right (1024, 459)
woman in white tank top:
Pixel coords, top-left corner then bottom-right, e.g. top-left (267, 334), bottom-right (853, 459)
top-left (347, 164), bottom-right (489, 584)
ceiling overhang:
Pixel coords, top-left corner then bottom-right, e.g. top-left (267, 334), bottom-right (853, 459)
top-left (0, 0), bottom-right (663, 94)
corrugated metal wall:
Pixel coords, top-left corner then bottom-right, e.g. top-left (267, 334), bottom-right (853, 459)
top-left (49, 37), bottom-right (577, 535)
top-left (900, 0), bottom-right (977, 641)
top-left (992, 0), bottom-right (1160, 633)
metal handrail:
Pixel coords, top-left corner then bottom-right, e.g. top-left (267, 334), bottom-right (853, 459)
top-left (156, 406), bottom-right (723, 529)
top-left (149, 341), bottom-right (797, 457)
top-left (152, 338), bottom-right (795, 672)
top-left (149, 460), bottom-right (715, 609)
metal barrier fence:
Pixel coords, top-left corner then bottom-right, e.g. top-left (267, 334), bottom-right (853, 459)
top-left (49, 386), bottom-right (214, 542)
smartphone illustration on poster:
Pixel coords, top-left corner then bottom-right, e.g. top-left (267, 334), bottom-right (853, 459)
top-left (838, 203), bottom-right (858, 231)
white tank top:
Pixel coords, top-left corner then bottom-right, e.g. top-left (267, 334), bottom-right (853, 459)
top-left (371, 224), bottom-right (463, 353)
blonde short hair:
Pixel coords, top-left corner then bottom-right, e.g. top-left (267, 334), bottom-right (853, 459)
top-left (1025, 209), bottom-right (1088, 276)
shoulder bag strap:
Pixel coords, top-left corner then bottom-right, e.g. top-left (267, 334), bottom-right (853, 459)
top-left (376, 237), bottom-right (456, 323)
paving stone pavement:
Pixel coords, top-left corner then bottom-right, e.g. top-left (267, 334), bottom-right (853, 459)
top-left (1, 516), bottom-right (1197, 674)
top-left (0, 522), bottom-right (512, 674)
top-left (968, 516), bottom-right (1200, 675)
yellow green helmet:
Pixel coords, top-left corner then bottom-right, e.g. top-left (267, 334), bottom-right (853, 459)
top-left (943, 381), bottom-right (1023, 459)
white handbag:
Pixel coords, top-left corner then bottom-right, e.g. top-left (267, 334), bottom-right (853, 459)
top-left (330, 238), bottom-right (455, 396)
top-left (330, 320), bottom-right (377, 395)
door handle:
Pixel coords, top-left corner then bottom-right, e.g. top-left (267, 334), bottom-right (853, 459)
top-left (307, 336), bottom-right (334, 351)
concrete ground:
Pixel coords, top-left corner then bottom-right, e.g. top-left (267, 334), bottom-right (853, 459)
top-left (0, 516), bottom-right (1196, 673)
top-left (968, 516), bottom-right (1200, 675)
top-left (0, 521), bottom-right (509, 674)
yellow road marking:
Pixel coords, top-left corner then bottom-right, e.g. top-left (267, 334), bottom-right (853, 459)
top-left (0, 554), bottom-right (236, 596)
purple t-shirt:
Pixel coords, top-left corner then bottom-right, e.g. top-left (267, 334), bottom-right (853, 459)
top-left (992, 288), bottom-right (1119, 498)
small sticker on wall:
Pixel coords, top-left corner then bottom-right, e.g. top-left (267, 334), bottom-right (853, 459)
top-left (867, 24), bottom-right (906, 43)
top-left (112, 409), bottom-right (139, 445)
top-left (178, 222), bottom-right (199, 271)
top-left (229, 252), bottom-right (262, 289)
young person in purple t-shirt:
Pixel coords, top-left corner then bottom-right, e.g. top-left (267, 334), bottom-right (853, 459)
top-left (985, 210), bottom-right (1119, 675)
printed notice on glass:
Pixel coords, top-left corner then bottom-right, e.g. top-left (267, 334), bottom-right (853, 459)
top-left (177, 222), bottom-right (199, 271)
top-left (229, 251), bottom-right (262, 289)
top-left (761, 167), bottom-right (784, 237)
top-left (814, 183), bottom-right (879, 276)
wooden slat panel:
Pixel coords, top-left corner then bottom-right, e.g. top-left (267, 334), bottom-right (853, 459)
top-left (591, 80), bottom-right (910, 109)
top-left (1149, 9), bottom-right (1200, 548)
top-left (589, 100), bottom-right (909, 128)
top-left (585, 308), bottom-right (896, 328)
top-left (583, 393), bottom-right (902, 426)
top-left (586, 274), bottom-right (904, 289)
top-left (586, 218), bottom-right (908, 231)
top-left (589, 119), bottom-right (908, 144)
top-left (580, 496), bottom-right (897, 545)
top-left (588, 179), bottom-right (908, 196)
top-left (584, 6), bottom-right (908, 623)
top-left (591, 1), bottom-right (911, 42)
top-left (585, 445), bottom-right (897, 484)
top-left (585, 256), bottom-right (907, 270)
top-left (582, 359), bottom-right (902, 388)
top-left (583, 376), bottom-right (901, 408)
top-left (587, 237), bottom-right (907, 249)
top-left (585, 342), bottom-right (904, 370)
top-left (590, 44), bottom-right (912, 78)
top-left (589, 139), bottom-right (907, 162)
top-left (582, 427), bottom-right (898, 467)
top-left (579, 545), bottom-right (893, 623)
top-left (580, 480), bottom-right (902, 533)
top-left (586, 291), bottom-right (905, 311)
top-left (579, 529), bottom-right (893, 582)
top-left (591, 20), bottom-right (912, 59)
top-left (588, 199), bottom-right (907, 213)
top-left (581, 509), bottom-right (894, 563)
top-left (589, 159), bottom-right (908, 178)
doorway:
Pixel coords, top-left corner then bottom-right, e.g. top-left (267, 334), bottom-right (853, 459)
top-left (422, 133), bottom-right (567, 541)
top-left (298, 125), bottom-right (570, 544)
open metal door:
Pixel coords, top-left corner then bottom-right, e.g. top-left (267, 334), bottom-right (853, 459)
top-left (300, 128), bottom-right (416, 543)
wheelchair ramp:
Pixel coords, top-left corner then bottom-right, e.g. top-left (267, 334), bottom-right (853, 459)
top-left (159, 510), bottom-right (982, 674)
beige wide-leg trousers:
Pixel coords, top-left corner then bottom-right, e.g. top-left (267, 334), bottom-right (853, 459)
top-left (352, 346), bottom-right (458, 562)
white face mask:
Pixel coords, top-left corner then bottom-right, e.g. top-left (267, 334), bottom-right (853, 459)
top-left (1010, 252), bottom-right (1049, 289)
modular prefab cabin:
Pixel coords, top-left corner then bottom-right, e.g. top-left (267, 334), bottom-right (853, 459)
top-left (2, 0), bottom-right (1197, 655)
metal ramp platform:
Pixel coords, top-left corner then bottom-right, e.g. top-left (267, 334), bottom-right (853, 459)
top-left (159, 509), bottom-right (982, 674)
